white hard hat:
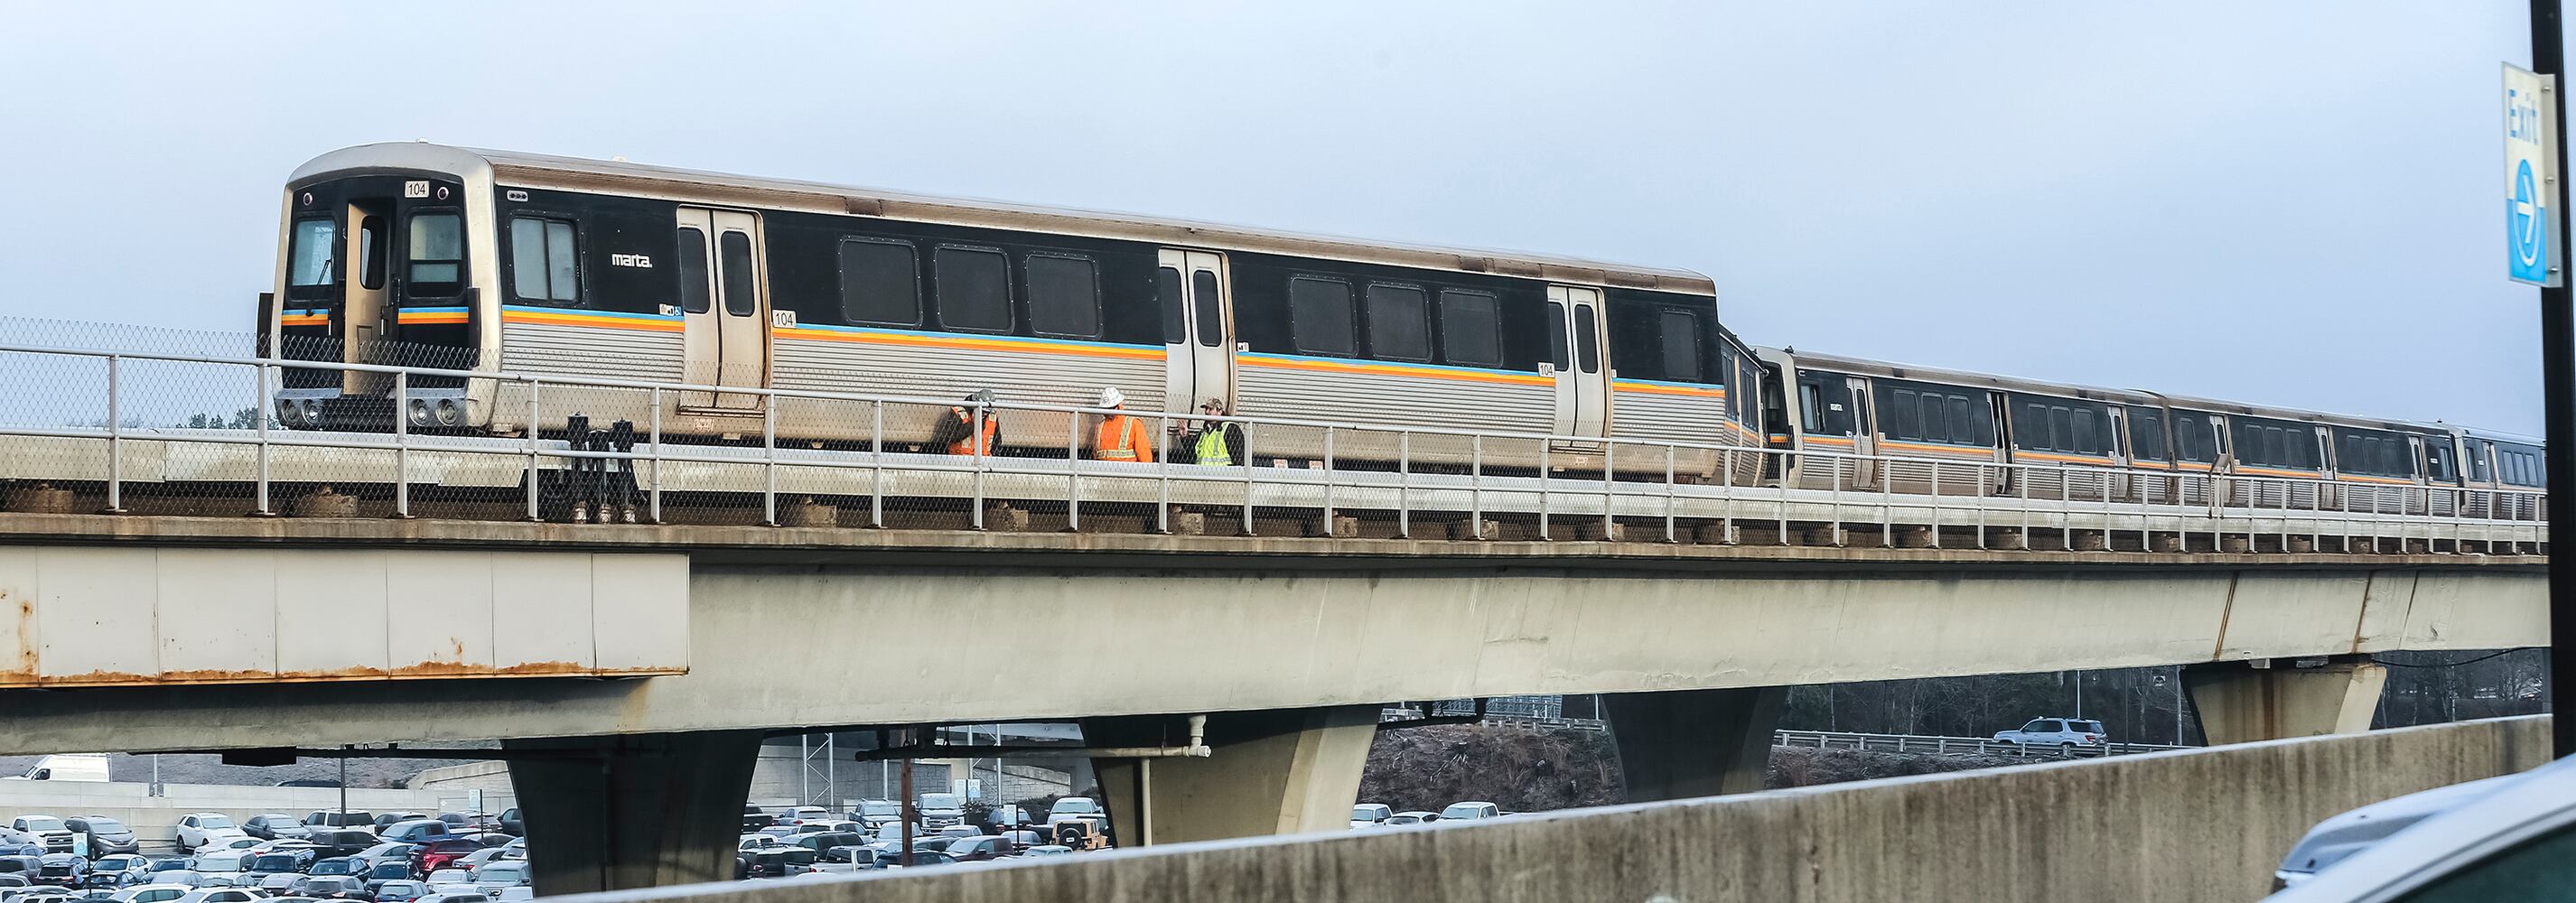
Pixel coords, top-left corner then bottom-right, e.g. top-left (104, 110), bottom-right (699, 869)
top-left (1096, 387), bottom-right (1125, 409)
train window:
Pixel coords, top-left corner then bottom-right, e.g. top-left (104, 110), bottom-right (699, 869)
top-left (2071, 408), bottom-right (2099, 455)
top-left (1949, 396), bottom-right (1978, 445)
top-left (1438, 290), bottom-right (1500, 368)
top-left (1289, 276), bottom-right (1356, 356)
top-left (357, 216), bottom-right (387, 290)
top-left (1659, 311), bottom-right (1702, 381)
top-left (1365, 284), bottom-right (1431, 361)
top-left (1798, 376), bottom-right (1855, 436)
top-left (933, 246), bottom-right (1011, 332)
top-left (1545, 301), bottom-right (1569, 370)
top-left (676, 228), bottom-right (710, 315)
top-left (2173, 412), bottom-right (2215, 462)
top-left (406, 213), bottom-right (463, 291)
top-left (509, 217), bottom-right (581, 304)
top-left (1798, 383), bottom-right (1823, 433)
top-left (289, 218), bottom-right (335, 286)
top-left (2426, 442), bottom-right (2456, 483)
top-left (717, 231), bottom-right (757, 317)
top-left (1918, 393), bottom-right (1948, 442)
top-left (1157, 267), bottom-right (1186, 344)
top-left (1026, 255), bottom-right (1101, 339)
top-left (2128, 408), bottom-right (2167, 461)
top-left (2469, 442), bottom-right (2493, 482)
top-left (1192, 270), bottom-right (1224, 347)
top-left (1886, 387), bottom-right (1921, 440)
top-left (1573, 306), bottom-right (1601, 373)
top-left (836, 239), bottom-right (919, 327)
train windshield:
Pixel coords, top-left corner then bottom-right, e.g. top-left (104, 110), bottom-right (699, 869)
top-left (289, 219), bottom-right (336, 286)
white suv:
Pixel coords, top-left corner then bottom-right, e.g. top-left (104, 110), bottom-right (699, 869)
top-left (173, 815), bottom-right (246, 854)
top-left (1993, 718), bottom-right (2106, 754)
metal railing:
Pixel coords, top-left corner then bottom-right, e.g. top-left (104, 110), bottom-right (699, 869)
top-left (1771, 729), bottom-right (2188, 758)
top-left (0, 340), bottom-right (2548, 554)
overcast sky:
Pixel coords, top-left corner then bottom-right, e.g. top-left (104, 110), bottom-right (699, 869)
top-left (0, 3), bottom-right (2553, 432)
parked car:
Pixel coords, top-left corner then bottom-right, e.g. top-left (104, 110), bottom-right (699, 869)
top-left (300, 813), bottom-right (373, 834)
top-left (351, 846), bottom-right (415, 875)
top-left (240, 816), bottom-right (309, 843)
top-left (1386, 811), bottom-right (1435, 825)
top-left (421, 870), bottom-right (469, 889)
top-left (6, 821), bottom-right (71, 857)
top-left (367, 880), bottom-right (428, 903)
top-left (465, 863), bottom-right (527, 895)
top-left (31, 855), bottom-right (85, 888)
top-left (1350, 804), bottom-right (1392, 829)
top-left (254, 876), bottom-right (297, 896)
top-left (375, 823), bottom-right (452, 847)
top-left (849, 801), bottom-right (899, 829)
top-left (1022, 845), bottom-right (1073, 858)
top-left (780, 806), bottom-right (830, 826)
top-left (183, 853), bottom-right (251, 889)
top-left (295, 875), bottom-right (369, 900)
top-left (913, 794), bottom-right (965, 830)
top-left (62, 820), bottom-right (136, 858)
top-left (84, 857), bottom-right (146, 889)
top-left (309, 832), bottom-right (378, 861)
top-left (170, 818), bottom-right (242, 856)
top-left (169, 890), bottom-right (260, 903)
top-left (412, 893), bottom-right (486, 903)
top-left (1439, 801), bottom-right (1499, 822)
top-left (873, 849), bottom-right (954, 869)
top-left (0, 828), bottom-right (45, 857)
top-left (738, 805), bottom-right (772, 833)
top-left (247, 851), bottom-right (313, 879)
top-left (1992, 717), bottom-right (2107, 753)
top-left (492, 811), bottom-right (520, 840)
top-left (137, 872), bottom-right (198, 891)
top-left (942, 836), bottom-right (1012, 862)
top-left (1046, 797), bottom-right (1101, 823)
top-left (370, 815), bottom-right (427, 833)
top-left (108, 884), bottom-right (190, 903)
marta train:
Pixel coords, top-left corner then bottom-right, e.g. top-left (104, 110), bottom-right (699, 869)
top-left (258, 143), bottom-right (2543, 509)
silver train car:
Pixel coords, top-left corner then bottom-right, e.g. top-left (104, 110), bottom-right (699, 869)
top-left (258, 144), bottom-right (1761, 475)
top-left (1763, 348), bottom-right (2544, 521)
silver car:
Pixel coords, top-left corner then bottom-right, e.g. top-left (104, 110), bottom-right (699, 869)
top-left (2265, 753), bottom-right (2576, 900)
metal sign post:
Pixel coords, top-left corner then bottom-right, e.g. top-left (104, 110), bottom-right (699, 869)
top-left (2529, 0), bottom-right (2575, 760)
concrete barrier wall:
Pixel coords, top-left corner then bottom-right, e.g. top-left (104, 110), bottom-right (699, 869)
top-left (564, 716), bottom-right (2551, 903)
top-left (0, 780), bottom-right (473, 845)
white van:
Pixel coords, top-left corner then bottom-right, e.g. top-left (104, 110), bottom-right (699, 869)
top-left (5, 756), bottom-right (109, 783)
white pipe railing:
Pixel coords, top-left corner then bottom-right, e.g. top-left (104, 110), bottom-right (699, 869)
top-left (0, 340), bottom-right (2548, 550)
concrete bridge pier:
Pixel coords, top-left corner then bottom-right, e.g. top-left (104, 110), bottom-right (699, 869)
top-left (2185, 656), bottom-right (2387, 746)
top-left (504, 730), bottom-right (764, 895)
top-left (1603, 685), bottom-right (1787, 800)
top-left (1084, 705), bottom-right (1378, 846)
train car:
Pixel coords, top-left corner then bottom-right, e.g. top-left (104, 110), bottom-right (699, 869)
top-left (2460, 428), bottom-right (2547, 521)
top-left (257, 143), bottom-right (1751, 474)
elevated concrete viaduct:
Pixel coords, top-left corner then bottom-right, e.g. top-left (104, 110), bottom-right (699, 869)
top-left (0, 513), bottom-right (2546, 893)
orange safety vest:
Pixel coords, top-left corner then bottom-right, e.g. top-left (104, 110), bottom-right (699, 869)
top-left (946, 408), bottom-right (998, 456)
top-left (1091, 414), bottom-right (1153, 462)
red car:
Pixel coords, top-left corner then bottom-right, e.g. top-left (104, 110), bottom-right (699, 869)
top-left (412, 839), bottom-right (483, 873)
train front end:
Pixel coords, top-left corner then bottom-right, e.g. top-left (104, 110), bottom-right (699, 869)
top-left (263, 144), bottom-right (500, 432)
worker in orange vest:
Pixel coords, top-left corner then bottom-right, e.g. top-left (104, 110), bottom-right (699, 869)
top-left (932, 389), bottom-right (1002, 455)
top-left (1088, 387), bottom-right (1153, 462)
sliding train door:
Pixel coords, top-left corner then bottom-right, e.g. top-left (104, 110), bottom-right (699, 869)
top-left (1545, 285), bottom-right (1610, 450)
top-left (675, 207), bottom-right (770, 412)
top-left (1158, 249), bottom-right (1235, 416)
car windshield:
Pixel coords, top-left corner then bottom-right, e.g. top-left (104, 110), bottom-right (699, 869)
top-left (1054, 799), bottom-right (1098, 813)
top-left (918, 795), bottom-right (959, 808)
top-left (857, 802), bottom-right (897, 816)
top-left (311, 861), bottom-right (351, 875)
top-left (19, 818), bottom-right (63, 833)
top-left (1441, 805), bottom-right (1485, 818)
top-left (195, 816), bottom-right (234, 830)
top-left (479, 865), bottom-right (524, 880)
top-left (253, 857), bottom-right (298, 871)
top-left (191, 856), bottom-right (244, 872)
top-left (86, 819), bottom-right (126, 833)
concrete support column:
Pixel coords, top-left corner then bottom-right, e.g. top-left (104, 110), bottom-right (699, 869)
top-left (2185, 657), bottom-right (2387, 746)
top-left (1603, 685), bottom-right (1786, 801)
top-left (1083, 705), bottom-right (1377, 846)
top-left (504, 729), bottom-right (764, 895)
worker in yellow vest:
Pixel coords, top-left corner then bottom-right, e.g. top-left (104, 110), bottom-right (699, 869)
top-left (1179, 397), bottom-right (1243, 465)
top-left (1088, 387), bottom-right (1154, 462)
top-left (932, 388), bottom-right (1001, 455)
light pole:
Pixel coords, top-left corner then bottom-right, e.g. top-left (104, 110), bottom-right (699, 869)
top-left (2534, 0), bottom-right (2576, 762)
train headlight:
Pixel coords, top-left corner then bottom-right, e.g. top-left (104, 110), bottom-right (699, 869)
top-left (406, 399), bottom-right (434, 428)
top-left (275, 399), bottom-right (297, 427)
top-left (297, 399), bottom-right (322, 428)
top-left (434, 398), bottom-right (462, 427)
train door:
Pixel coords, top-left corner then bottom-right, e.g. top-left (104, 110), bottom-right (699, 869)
top-left (1158, 249), bottom-right (1235, 415)
top-left (341, 201), bottom-right (393, 395)
top-left (1845, 376), bottom-right (1879, 489)
top-left (675, 207), bottom-right (770, 411)
top-left (1544, 285), bottom-right (1610, 447)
